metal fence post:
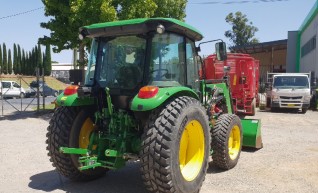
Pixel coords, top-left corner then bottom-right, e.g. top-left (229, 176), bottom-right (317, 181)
top-left (42, 68), bottom-right (45, 110)
top-left (36, 67), bottom-right (40, 112)
top-left (19, 76), bottom-right (22, 112)
top-left (0, 68), bottom-right (3, 117)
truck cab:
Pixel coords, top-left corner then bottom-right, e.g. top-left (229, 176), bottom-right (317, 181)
top-left (266, 73), bottom-right (311, 113)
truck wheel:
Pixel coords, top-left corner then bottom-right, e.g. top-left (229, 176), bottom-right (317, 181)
top-left (301, 108), bottom-right (307, 114)
top-left (46, 107), bottom-right (107, 181)
top-left (140, 96), bottom-right (210, 193)
top-left (211, 114), bottom-right (242, 170)
top-left (20, 92), bottom-right (25, 99)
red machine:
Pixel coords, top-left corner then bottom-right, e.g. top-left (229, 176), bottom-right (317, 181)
top-left (204, 53), bottom-right (259, 115)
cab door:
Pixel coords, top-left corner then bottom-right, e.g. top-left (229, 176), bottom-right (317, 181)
top-left (11, 82), bottom-right (22, 96)
top-left (1, 82), bottom-right (11, 97)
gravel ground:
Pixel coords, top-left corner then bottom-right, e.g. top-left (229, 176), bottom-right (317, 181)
top-left (0, 109), bottom-right (317, 193)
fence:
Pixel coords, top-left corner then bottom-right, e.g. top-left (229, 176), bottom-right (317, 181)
top-left (0, 68), bottom-right (55, 117)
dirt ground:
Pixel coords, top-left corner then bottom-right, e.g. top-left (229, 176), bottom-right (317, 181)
top-left (0, 109), bottom-right (317, 193)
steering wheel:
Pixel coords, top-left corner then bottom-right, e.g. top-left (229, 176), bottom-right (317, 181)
top-left (151, 69), bottom-right (169, 80)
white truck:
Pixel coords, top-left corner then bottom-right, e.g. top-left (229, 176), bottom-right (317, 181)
top-left (265, 73), bottom-right (311, 113)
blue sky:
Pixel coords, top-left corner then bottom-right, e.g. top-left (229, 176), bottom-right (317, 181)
top-left (0, 0), bottom-right (316, 63)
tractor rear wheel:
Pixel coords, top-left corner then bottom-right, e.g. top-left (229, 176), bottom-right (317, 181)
top-left (211, 114), bottom-right (242, 170)
top-left (46, 107), bottom-right (107, 181)
top-left (140, 96), bottom-right (210, 193)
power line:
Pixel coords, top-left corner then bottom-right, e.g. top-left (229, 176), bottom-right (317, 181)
top-left (0, 7), bottom-right (44, 20)
top-left (189, 0), bottom-right (289, 5)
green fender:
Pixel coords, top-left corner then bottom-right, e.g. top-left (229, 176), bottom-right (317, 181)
top-left (131, 87), bottom-right (199, 111)
top-left (56, 92), bottom-right (95, 106)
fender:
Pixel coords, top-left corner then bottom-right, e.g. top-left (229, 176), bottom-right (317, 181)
top-left (131, 87), bottom-right (199, 111)
top-left (56, 92), bottom-right (95, 107)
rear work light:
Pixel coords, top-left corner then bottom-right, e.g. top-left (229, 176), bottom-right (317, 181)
top-left (138, 86), bottom-right (159, 99)
top-left (64, 85), bottom-right (79, 96)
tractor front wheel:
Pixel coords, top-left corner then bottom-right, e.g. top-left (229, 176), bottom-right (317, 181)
top-left (140, 96), bottom-right (210, 193)
top-left (46, 107), bottom-right (107, 181)
top-left (211, 114), bottom-right (242, 170)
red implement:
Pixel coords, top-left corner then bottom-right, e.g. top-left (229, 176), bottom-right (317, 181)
top-left (204, 53), bottom-right (259, 116)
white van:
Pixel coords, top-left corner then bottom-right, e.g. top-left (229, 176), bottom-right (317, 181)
top-left (0, 81), bottom-right (26, 98)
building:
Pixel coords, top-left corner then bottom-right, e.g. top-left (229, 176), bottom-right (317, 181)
top-left (51, 63), bottom-right (73, 83)
top-left (287, 0), bottom-right (318, 82)
top-left (231, 40), bottom-right (287, 82)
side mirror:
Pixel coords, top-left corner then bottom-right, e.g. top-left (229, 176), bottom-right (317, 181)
top-left (215, 42), bottom-right (227, 61)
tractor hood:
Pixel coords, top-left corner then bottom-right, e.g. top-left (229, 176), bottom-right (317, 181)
top-left (80, 18), bottom-right (203, 41)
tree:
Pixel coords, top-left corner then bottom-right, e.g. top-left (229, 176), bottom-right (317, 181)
top-left (21, 49), bottom-right (25, 75)
top-left (44, 44), bottom-right (52, 76)
top-left (13, 44), bottom-right (17, 74)
top-left (3, 43), bottom-right (7, 74)
top-left (8, 49), bottom-right (12, 74)
top-left (37, 44), bottom-right (43, 75)
top-left (225, 11), bottom-right (259, 49)
top-left (0, 45), bottom-right (2, 74)
top-left (152, 0), bottom-right (187, 20)
top-left (17, 45), bottom-right (22, 74)
top-left (40, 0), bottom-right (117, 68)
top-left (40, 0), bottom-right (187, 68)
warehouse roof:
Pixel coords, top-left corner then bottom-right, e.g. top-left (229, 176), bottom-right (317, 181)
top-left (231, 39), bottom-right (287, 54)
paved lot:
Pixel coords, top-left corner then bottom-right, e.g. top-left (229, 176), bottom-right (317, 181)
top-left (0, 108), bottom-right (317, 193)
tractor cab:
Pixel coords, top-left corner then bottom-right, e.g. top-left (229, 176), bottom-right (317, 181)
top-left (77, 18), bottom-right (222, 110)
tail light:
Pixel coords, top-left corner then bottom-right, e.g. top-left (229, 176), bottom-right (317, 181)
top-left (138, 86), bottom-right (159, 99)
top-left (64, 85), bottom-right (79, 96)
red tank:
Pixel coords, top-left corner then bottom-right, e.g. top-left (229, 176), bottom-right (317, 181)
top-left (204, 53), bottom-right (259, 115)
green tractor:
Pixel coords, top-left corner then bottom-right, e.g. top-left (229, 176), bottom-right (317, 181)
top-left (47, 18), bottom-right (262, 193)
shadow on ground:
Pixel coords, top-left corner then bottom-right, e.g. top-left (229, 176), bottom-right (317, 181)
top-left (0, 110), bottom-right (53, 121)
top-left (28, 162), bottom-right (148, 193)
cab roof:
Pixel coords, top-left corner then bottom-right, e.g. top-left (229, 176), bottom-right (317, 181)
top-left (80, 18), bottom-right (203, 41)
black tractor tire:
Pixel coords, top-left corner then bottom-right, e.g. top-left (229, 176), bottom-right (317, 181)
top-left (140, 96), bottom-right (210, 193)
top-left (211, 114), bottom-right (243, 170)
top-left (46, 106), bottom-right (107, 181)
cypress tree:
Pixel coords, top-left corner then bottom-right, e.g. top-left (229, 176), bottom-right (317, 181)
top-left (13, 44), bottom-right (17, 74)
top-left (8, 49), bottom-right (12, 74)
top-left (32, 48), bottom-right (36, 75)
top-left (3, 43), bottom-right (7, 74)
top-left (37, 44), bottom-right (42, 75)
top-left (21, 49), bottom-right (25, 75)
top-left (28, 51), bottom-right (32, 75)
top-left (17, 45), bottom-right (21, 74)
top-left (44, 44), bottom-right (52, 76)
top-left (0, 45), bottom-right (2, 74)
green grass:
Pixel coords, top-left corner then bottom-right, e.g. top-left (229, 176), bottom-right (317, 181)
top-left (0, 75), bottom-right (68, 91)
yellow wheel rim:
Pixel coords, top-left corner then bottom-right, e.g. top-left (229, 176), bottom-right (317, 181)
top-left (79, 118), bottom-right (94, 149)
top-left (179, 120), bottom-right (205, 181)
top-left (228, 125), bottom-right (241, 160)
